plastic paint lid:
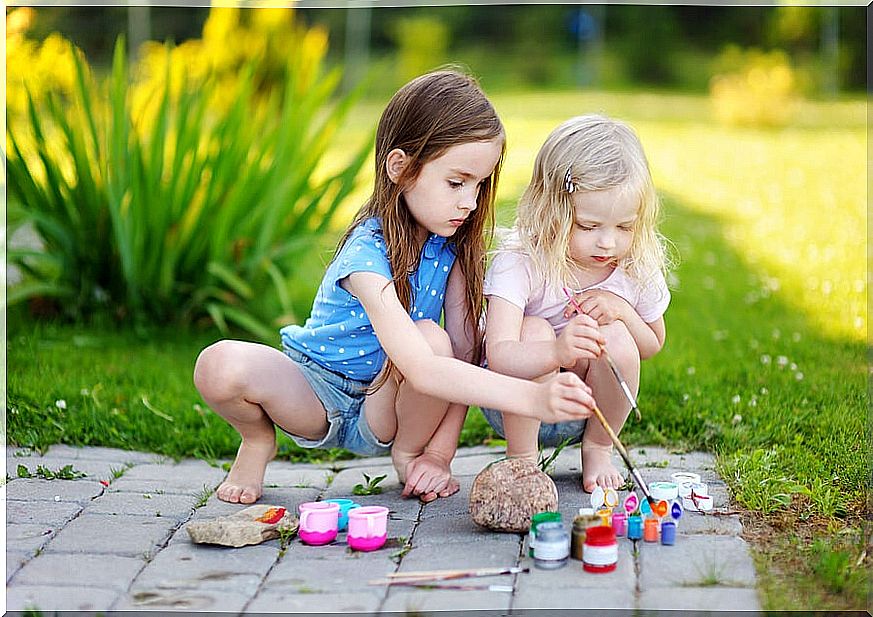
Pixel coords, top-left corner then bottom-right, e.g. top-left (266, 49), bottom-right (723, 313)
top-left (583, 524), bottom-right (616, 546)
top-left (650, 482), bottom-right (679, 501)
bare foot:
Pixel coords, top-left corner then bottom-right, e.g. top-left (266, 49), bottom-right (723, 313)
top-left (217, 438), bottom-right (277, 504)
top-left (581, 442), bottom-right (624, 493)
top-left (391, 449), bottom-right (417, 485)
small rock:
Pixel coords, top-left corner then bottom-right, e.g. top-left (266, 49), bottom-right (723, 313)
top-left (186, 504), bottom-right (298, 547)
top-left (469, 458), bottom-right (558, 533)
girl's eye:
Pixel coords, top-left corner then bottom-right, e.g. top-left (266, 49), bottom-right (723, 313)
top-left (619, 225), bottom-right (635, 232)
top-left (576, 223), bottom-right (594, 231)
top-left (448, 180), bottom-right (463, 189)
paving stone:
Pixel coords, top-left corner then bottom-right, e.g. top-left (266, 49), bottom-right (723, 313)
top-left (639, 535), bottom-right (757, 589)
top-left (383, 586), bottom-right (513, 612)
top-left (679, 512), bottom-right (744, 536)
top-left (396, 541), bottom-right (521, 572)
top-left (348, 490), bottom-right (423, 521)
top-left (6, 584), bottom-right (122, 612)
top-left (130, 542), bottom-right (276, 594)
top-left (518, 539), bottom-right (636, 591)
top-left (258, 486), bottom-right (322, 510)
top-left (6, 456), bottom-right (130, 481)
top-left (6, 499), bottom-right (82, 525)
top-left (263, 550), bottom-right (398, 592)
top-left (638, 586), bottom-right (762, 610)
top-left (12, 553), bottom-right (145, 590)
top-left (121, 460), bottom-right (226, 486)
top-left (262, 467), bottom-right (333, 489)
top-left (332, 454), bottom-right (394, 469)
top-left (115, 588), bottom-right (253, 611)
top-left (413, 514), bottom-right (521, 546)
top-left (85, 491), bottom-right (200, 520)
top-left (5, 478), bottom-right (105, 502)
top-left (285, 517), bottom-right (416, 560)
top-left (512, 586), bottom-right (638, 610)
top-left (418, 475), bottom-right (475, 520)
top-left (247, 588), bottom-right (384, 613)
top-left (42, 444), bottom-right (159, 464)
top-left (6, 551), bottom-right (32, 583)
top-left (6, 523), bottom-right (59, 554)
top-left (43, 513), bottom-right (178, 557)
top-left (108, 476), bottom-right (217, 496)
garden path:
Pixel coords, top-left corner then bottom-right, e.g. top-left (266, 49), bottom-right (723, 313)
top-left (5, 444), bottom-right (761, 613)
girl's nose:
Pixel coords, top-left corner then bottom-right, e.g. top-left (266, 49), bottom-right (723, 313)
top-left (459, 188), bottom-right (478, 211)
top-left (597, 231), bottom-right (616, 249)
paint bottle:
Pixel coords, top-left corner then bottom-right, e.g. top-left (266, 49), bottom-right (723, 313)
top-left (582, 525), bottom-right (618, 573)
top-left (627, 514), bottom-right (643, 540)
top-left (611, 510), bottom-right (627, 537)
top-left (643, 517), bottom-right (660, 542)
top-left (571, 508), bottom-right (600, 561)
top-left (660, 520), bottom-right (677, 545)
top-left (533, 522), bottom-right (569, 569)
top-left (596, 508), bottom-right (613, 526)
top-left (528, 511), bottom-right (561, 557)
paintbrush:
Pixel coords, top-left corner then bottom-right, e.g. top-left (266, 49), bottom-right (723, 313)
top-left (372, 581), bottom-right (514, 592)
top-left (383, 566), bottom-right (527, 582)
top-left (562, 287), bottom-right (641, 421)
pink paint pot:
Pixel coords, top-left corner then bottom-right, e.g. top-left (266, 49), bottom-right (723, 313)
top-left (298, 501), bottom-right (340, 546)
top-left (347, 505), bottom-right (389, 552)
top-left (611, 511), bottom-right (627, 537)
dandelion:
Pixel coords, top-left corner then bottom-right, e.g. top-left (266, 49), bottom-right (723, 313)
top-left (686, 366), bottom-right (696, 375)
top-left (789, 362), bottom-right (797, 371)
top-left (791, 332), bottom-right (801, 342)
top-left (776, 356), bottom-right (788, 367)
top-left (732, 395), bottom-right (741, 405)
top-left (749, 397), bottom-right (757, 407)
top-left (55, 399), bottom-right (67, 410)
top-left (80, 388), bottom-right (89, 396)
top-left (760, 354), bottom-right (771, 365)
top-left (771, 329), bottom-right (781, 339)
top-left (760, 387), bottom-right (768, 395)
top-left (682, 394), bottom-right (690, 402)
top-left (731, 414), bottom-right (742, 425)
top-left (795, 372), bottom-right (804, 381)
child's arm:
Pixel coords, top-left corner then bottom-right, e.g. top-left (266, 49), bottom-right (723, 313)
top-left (344, 271), bottom-right (597, 422)
top-left (486, 296), bottom-right (605, 377)
top-left (401, 263), bottom-right (472, 498)
top-left (566, 290), bottom-right (665, 359)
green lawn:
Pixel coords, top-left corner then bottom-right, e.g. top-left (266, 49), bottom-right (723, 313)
top-left (6, 89), bottom-right (867, 609)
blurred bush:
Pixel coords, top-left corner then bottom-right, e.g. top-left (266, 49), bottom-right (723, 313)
top-left (391, 16), bottom-right (449, 83)
top-left (7, 8), bottom-right (372, 340)
top-left (709, 46), bottom-right (800, 127)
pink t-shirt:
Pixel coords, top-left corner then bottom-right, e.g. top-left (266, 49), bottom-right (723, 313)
top-left (484, 250), bottom-right (670, 334)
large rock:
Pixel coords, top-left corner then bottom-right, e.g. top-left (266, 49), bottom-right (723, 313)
top-left (469, 458), bottom-right (558, 533)
top-left (186, 504), bottom-right (297, 547)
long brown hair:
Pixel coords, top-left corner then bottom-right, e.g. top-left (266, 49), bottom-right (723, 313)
top-left (337, 69), bottom-right (505, 388)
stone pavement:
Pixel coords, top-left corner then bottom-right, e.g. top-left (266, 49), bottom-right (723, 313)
top-left (4, 443), bottom-right (761, 613)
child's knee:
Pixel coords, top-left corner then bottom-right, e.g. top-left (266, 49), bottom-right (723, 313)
top-left (601, 322), bottom-right (640, 370)
top-left (520, 316), bottom-right (556, 342)
top-left (414, 319), bottom-right (454, 357)
top-left (193, 340), bottom-right (250, 402)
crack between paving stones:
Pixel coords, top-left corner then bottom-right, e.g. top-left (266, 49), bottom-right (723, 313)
top-left (374, 498), bottom-right (425, 614)
top-left (632, 538), bottom-right (642, 607)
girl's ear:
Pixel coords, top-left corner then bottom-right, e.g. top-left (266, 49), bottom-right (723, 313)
top-left (385, 148), bottom-right (409, 185)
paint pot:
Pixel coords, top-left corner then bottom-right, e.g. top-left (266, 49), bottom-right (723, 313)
top-left (533, 522), bottom-right (569, 570)
top-left (627, 514), bottom-right (643, 540)
top-left (643, 517), bottom-right (659, 543)
top-left (670, 472), bottom-right (701, 485)
top-left (650, 481), bottom-right (679, 502)
top-left (528, 511), bottom-right (562, 557)
top-left (582, 525), bottom-right (618, 573)
top-left (596, 508), bottom-right (613, 526)
top-left (571, 508), bottom-right (600, 561)
top-left (661, 520), bottom-right (677, 545)
top-left (611, 511), bottom-right (627, 537)
top-left (683, 493), bottom-right (713, 512)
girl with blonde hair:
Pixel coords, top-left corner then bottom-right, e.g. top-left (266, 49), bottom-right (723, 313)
top-left (483, 114), bottom-right (673, 492)
top-left (194, 71), bottom-right (597, 505)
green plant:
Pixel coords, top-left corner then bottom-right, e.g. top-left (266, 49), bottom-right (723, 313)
top-left (193, 485), bottom-right (214, 509)
top-left (276, 523), bottom-right (298, 557)
top-left (537, 437), bottom-right (574, 475)
top-left (352, 473), bottom-right (387, 496)
top-left (16, 463), bottom-right (86, 480)
top-left (7, 32), bottom-right (371, 340)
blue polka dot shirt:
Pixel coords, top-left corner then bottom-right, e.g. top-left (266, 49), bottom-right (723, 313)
top-left (280, 218), bottom-right (457, 382)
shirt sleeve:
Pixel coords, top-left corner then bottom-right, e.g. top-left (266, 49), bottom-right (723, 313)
top-left (635, 269), bottom-right (671, 323)
top-left (484, 250), bottom-right (533, 311)
top-left (329, 224), bottom-right (393, 291)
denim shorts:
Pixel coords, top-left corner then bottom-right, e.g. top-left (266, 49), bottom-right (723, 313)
top-left (281, 346), bottom-right (392, 457)
top-left (479, 406), bottom-right (587, 447)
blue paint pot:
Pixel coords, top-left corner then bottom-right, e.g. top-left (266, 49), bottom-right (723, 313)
top-left (627, 515), bottom-right (643, 540)
top-left (661, 520), bottom-right (677, 545)
top-left (324, 498), bottom-right (361, 531)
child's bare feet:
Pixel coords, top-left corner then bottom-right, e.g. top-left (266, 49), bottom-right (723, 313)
top-left (581, 442), bottom-right (624, 492)
top-left (217, 438), bottom-right (277, 504)
top-left (391, 449), bottom-right (417, 485)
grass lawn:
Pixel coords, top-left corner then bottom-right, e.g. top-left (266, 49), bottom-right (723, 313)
top-left (6, 89), bottom-right (868, 609)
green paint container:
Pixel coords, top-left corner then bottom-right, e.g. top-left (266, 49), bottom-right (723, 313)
top-left (527, 511), bottom-right (562, 557)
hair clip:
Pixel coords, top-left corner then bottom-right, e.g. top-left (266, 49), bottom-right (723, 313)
top-left (563, 167), bottom-right (576, 194)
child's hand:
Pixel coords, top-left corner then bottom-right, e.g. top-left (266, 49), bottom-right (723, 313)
top-left (565, 289), bottom-right (631, 326)
top-left (536, 372), bottom-right (596, 423)
top-left (554, 313), bottom-right (605, 368)
top-left (401, 450), bottom-right (458, 502)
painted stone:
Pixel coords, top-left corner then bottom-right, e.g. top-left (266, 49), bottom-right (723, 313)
top-left (186, 504), bottom-right (297, 547)
top-left (469, 457), bottom-right (558, 533)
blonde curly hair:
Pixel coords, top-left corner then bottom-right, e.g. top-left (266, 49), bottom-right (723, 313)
top-left (502, 114), bottom-right (673, 289)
